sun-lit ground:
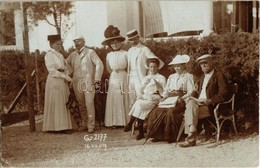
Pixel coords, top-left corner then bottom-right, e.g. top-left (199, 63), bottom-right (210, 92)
top-left (1, 115), bottom-right (259, 167)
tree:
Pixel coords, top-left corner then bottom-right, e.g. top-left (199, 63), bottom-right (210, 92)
top-left (25, 1), bottom-right (74, 35)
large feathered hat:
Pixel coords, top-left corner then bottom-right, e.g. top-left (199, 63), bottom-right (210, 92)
top-left (102, 25), bottom-right (125, 45)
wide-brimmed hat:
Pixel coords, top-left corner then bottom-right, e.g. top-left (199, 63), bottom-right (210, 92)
top-left (145, 56), bottom-right (164, 70)
top-left (47, 34), bottom-right (61, 43)
top-left (102, 25), bottom-right (125, 45)
top-left (168, 54), bottom-right (190, 65)
top-left (127, 29), bottom-right (140, 41)
top-left (196, 54), bottom-right (213, 64)
top-left (73, 35), bottom-right (85, 42)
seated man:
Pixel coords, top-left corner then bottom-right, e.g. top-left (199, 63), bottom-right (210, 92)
top-left (179, 54), bottom-right (231, 147)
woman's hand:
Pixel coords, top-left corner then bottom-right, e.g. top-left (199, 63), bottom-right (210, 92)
top-left (177, 97), bottom-right (185, 104)
top-left (150, 94), bottom-right (161, 101)
top-left (144, 78), bottom-right (151, 85)
top-left (160, 96), bottom-right (167, 102)
top-left (64, 75), bottom-right (72, 82)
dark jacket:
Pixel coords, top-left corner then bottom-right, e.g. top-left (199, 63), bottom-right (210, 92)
top-left (197, 69), bottom-right (232, 115)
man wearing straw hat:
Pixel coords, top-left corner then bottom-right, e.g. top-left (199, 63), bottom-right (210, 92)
top-left (179, 54), bottom-right (231, 147)
top-left (126, 29), bottom-right (162, 109)
top-left (66, 35), bottom-right (104, 133)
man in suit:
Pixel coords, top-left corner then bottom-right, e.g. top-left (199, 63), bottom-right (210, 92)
top-left (125, 30), bottom-right (164, 133)
top-left (126, 29), bottom-right (163, 109)
top-left (179, 54), bottom-right (231, 147)
top-left (66, 36), bottom-right (104, 133)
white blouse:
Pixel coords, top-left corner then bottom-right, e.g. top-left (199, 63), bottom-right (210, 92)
top-left (141, 73), bottom-right (166, 100)
top-left (106, 50), bottom-right (128, 73)
top-left (44, 49), bottom-right (68, 78)
top-left (163, 72), bottom-right (195, 100)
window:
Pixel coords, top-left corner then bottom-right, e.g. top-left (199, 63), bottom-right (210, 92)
top-left (0, 9), bottom-right (16, 45)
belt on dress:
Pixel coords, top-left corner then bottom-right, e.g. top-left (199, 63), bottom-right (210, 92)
top-left (168, 90), bottom-right (186, 97)
top-left (113, 69), bottom-right (126, 73)
top-left (57, 69), bottom-right (65, 72)
top-left (152, 91), bottom-right (163, 98)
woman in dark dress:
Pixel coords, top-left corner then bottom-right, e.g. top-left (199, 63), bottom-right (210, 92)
top-left (147, 55), bottom-right (195, 143)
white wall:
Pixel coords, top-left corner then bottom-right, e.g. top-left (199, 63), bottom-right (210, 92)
top-left (107, 1), bottom-right (140, 37)
top-left (1, 1), bottom-right (214, 52)
top-left (160, 1), bottom-right (213, 35)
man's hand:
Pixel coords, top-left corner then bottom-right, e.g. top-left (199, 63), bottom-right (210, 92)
top-left (197, 98), bottom-right (212, 105)
top-left (204, 99), bottom-right (213, 105)
top-left (93, 80), bottom-right (101, 92)
top-left (64, 75), bottom-right (72, 82)
top-left (93, 80), bottom-right (101, 85)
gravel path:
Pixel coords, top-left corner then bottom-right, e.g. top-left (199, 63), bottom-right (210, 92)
top-left (1, 115), bottom-right (259, 167)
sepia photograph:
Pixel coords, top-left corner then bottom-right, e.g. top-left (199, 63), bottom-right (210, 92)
top-left (0, 0), bottom-right (259, 167)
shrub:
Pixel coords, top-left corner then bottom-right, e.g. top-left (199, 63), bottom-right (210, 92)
top-left (0, 32), bottom-right (258, 132)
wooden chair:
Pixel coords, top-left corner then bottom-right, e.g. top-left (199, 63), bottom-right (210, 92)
top-left (176, 83), bottom-right (239, 143)
top-left (210, 83), bottom-right (238, 142)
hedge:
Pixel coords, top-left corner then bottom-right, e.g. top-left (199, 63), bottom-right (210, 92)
top-left (0, 32), bottom-right (258, 132)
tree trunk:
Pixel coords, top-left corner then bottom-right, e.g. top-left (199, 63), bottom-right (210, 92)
top-left (22, 2), bottom-right (36, 132)
top-left (52, 6), bottom-right (61, 35)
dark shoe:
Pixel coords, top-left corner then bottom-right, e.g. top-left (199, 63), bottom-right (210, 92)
top-left (124, 124), bottom-right (132, 132)
top-left (151, 138), bottom-right (161, 142)
top-left (88, 129), bottom-right (94, 134)
top-left (167, 140), bottom-right (175, 144)
top-left (185, 131), bottom-right (197, 141)
top-left (78, 126), bottom-right (88, 131)
top-left (178, 140), bottom-right (196, 147)
top-left (136, 133), bottom-right (144, 140)
top-left (136, 119), bottom-right (144, 140)
top-left (111, 126), bottom-right (117, 129)
top-left (61, 130), bottom-right (73, 134)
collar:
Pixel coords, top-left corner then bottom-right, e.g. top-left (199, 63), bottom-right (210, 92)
top-left (205, 69), bottom-right (214, 77)
top-left (176, 71), bottom-right (187, 77)
top-left (78, 46), bottom-right (85, 54)
top-left (132, 42), bottom-right (142, 48)
top-left (50, 48), bottom-right (62, 56)
top-left (147, 72), bottom-right (159, 76)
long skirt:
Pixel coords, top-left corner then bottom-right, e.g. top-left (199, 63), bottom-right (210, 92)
top-left (147, 102), bottom-right (185, 142)
top-left (42, 76), bottom-right (72, 131)
top-left (105, 71), bottom-right (129, 127)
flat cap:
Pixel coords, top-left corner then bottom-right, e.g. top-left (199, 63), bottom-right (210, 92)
top-left (73, 35), bottom-right (85, 41)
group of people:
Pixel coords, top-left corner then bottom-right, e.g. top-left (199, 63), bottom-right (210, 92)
top-left (42, 25), bottom-right (232, 148)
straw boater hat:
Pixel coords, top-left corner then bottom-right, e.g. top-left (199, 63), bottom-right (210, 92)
top-left (126, 29), bottom-right (140, 41)
top-left (168, 54), bottom-right (190, 65)
top-left (102, 25), bottom-right (125, 45)
top-left (47, 34), bottom-right (61, 43)
top-left (196, 54), bottom-right (213, 64)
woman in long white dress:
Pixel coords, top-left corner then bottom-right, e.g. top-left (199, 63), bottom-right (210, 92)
top-left (124, 58), bottom-right (166, 140)
top-left (42, 34), bottom-right (73, 133)
top-left (102, 25), bottom-right (129, 127)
